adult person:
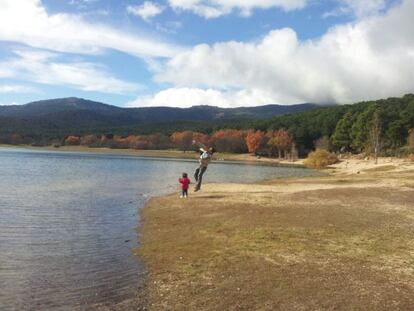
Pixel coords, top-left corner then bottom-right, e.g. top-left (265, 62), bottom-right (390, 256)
top-left (193, 143), bottom-right (216, 192)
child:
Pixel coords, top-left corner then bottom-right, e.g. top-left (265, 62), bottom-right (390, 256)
top-left (179, 172), bottom-right (191, 198)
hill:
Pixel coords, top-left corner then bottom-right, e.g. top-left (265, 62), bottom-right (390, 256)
top-left (0, 97), bottom-right (317, 136)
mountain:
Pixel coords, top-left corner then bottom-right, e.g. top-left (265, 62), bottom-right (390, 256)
top-left (0, 97), bottom-right (318, 136)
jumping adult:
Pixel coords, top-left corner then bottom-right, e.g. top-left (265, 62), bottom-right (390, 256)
top-left (193, 144), bottom-right (216, 192)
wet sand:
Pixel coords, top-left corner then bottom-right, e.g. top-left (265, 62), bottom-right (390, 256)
top-left (139, 158), bottom-right (414, 310)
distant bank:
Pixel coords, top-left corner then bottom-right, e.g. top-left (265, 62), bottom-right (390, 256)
top-left (0, 144), bottom-right (304, 167)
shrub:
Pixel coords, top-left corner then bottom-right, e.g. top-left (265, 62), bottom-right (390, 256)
top-left (304, 149), bottom-right (339, 169)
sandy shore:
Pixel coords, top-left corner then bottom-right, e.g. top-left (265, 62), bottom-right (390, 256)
top-left (138, 158), bottom-right (414, 310)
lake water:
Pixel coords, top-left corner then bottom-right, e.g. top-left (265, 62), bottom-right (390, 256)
top-left (0, 147), bottom-right (318, 310)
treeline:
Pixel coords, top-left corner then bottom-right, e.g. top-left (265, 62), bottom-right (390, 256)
top-left (38, 129), bottom-right (297, 159)
top-left (255, 93), bottom-right (414, 156)
top-left (1, 94), bottom-right (414, 157)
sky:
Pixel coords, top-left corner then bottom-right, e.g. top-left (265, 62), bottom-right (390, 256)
top-left (0, 0), bottom-right (413, 108)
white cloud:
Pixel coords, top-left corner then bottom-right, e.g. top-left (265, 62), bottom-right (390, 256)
top-left (126, 87), bottom-right (276, 107)
top-left (0, 101), bottom-right (22, 106)
top-left (0, 0), bottom-right (182, 58)
top-left (0, 84), bottom-right (39, 94)
top-left (0, 68), bottom-right (14, 78)
top-left (168, 0), bottom-right (308, 18)
top-left (127, 2), bottom-right (165, 21)
top-left (150, 0), bottom-right (414, 106)
top-left (0, 49), bottom-right (140, 94)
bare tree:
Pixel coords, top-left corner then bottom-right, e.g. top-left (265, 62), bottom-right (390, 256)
top-left (369, 111), bottom-right (382, 164)
top-left (408, 128), bottom-right (414, 148)
top-left (290, 142), bottom-right (298, 162)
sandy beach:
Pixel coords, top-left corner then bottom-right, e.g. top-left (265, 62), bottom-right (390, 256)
top-left (138, 157), bottom-right (414, 310)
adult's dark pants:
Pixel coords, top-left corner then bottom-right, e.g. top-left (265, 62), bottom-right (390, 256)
top-left (194, 165), bottom-right (207, 190)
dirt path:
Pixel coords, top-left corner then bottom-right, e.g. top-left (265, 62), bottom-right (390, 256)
top-left (138, 159), bottom-right (414, 310)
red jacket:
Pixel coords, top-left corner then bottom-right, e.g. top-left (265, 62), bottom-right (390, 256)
top-left (179, 177), bottom-right (191, 190)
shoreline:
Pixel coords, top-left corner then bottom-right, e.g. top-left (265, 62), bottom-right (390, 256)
top-left (0, 144), bottom-right (304, 168)
top-left (138, 158), bottom-right (414, 310)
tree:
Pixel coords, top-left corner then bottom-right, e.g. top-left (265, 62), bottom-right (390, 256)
top-left (331, 112), bottom-right (354, 151)
top-left (192, 132), bottom-right (209, 148)
top-left (351, 105), bottom-right (377, 152)
top-left (129, 135), bottom-right (150, 149)
top-left (314, 136), bottom-right (330, 151)
top-left (386, 120), bottom-right (407, 148)
top-left (210, 129), bottom-right (247, 153)
top-left (369, 111), bottom-right (382, 164)
top-left (170, 131), bottom-right (194, 152)
top-left (246, 130), bottom-right (265, 154)
top-left (290, 142), bottom-right (299, 162)
top-left (80, 134), bottom-right (98, 147)
top-left (147, 133), bottom-right (170, 150)
top-left (65, 135), bottom-right (80, 146)
top-left (408, 129), bottom-right (414, 148)
top-left (267, 129), bottom-right (293, 159)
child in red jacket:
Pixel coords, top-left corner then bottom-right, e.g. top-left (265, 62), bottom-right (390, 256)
top-left (179, 172), bottom-right (191, 198)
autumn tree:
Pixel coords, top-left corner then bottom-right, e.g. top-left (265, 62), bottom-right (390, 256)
top-left (147, 133), bottom-right (170, 150)
top-left (80, 134), bottom-right (98, 147)
top-left (111, 135), bottom-right (129, 149)
top-left (170, 131), bottom-right (194, 152)
top-left (210, 129), bottom-right (247, 153)
top-left (267, 129), bottom-right (293, 159)
top-left (65, 135), bottom-right (80, 146)
top-left (192, 132), bottom-right (209, 149)
top-left (127, 135), bottom-right (149, 149)
top-left (246, 130), bottom-right (265, 154)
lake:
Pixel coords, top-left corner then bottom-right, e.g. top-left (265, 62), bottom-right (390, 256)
top-left (0, 147), bottom-right (318, 310)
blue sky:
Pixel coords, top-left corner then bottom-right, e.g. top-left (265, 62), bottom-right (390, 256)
top-left (0, 0), bottom-right (412, 107)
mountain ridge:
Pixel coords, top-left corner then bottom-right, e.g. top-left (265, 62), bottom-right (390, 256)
top-left (0, 97), bottom-right (318, 123)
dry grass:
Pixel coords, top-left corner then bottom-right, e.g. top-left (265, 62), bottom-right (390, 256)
top-left (138, 163), bottom-right (414, 310)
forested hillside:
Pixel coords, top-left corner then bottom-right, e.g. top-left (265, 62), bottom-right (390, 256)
top-left (253, 93), bottom-right (414, 155)
top-left (1, 94), bottom-right (413, 157)
top-left (0, 97), bottom-right (316, 137)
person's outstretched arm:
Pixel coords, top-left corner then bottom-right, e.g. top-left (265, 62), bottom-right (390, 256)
top-left (193, 140), bottom-right (206, 153)
top-left (193, 140), bottom-right (206, 152)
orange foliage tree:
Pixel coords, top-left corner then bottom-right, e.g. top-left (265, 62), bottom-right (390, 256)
top-left (267, 129), bottom-right (293, 159)
top-left (147, 133), bottom-right (170, 150)
top-left (80, 134), bottom-right (98, 146)
top-left (192, 132), bottom-right (209, 147)
top-left (170, 131), bottom-right (195, 152)
top-left (65, 135), bottom-right (80, 146)
top-left (112, 135), bottom-right (129, 148)
top-left (128, 135), bottom-right (150, 149)
top-left (210, 129), bottom-right (247, 153)
top-left (246, 130), bottom-right (265, 154)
